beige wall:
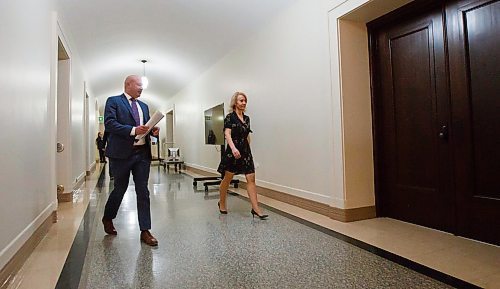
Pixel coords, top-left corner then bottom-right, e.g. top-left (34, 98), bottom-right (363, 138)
top-left (338, 20), bottom-right (375, 208)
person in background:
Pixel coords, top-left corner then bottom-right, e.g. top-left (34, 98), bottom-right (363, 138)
top-left (217, 91), bottom-right (268, 219)
top-left (207, 129), bottom-right (217, 144)
top-left (103, 131), bottom-right (113, 179)
top-left (95, 132), bottom-right (107, 163)
top-left (101, 75), bottom-right (160, 246)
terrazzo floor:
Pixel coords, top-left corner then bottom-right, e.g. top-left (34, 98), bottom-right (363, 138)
top-left (77, 168), bottom-right (453, 289)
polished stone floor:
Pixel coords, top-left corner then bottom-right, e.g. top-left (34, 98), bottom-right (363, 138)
top-left (76, 167), bottom-right (453, 289)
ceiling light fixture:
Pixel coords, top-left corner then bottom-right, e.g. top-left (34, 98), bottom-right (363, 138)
top-left (141, 59), bottom-right (149, 89)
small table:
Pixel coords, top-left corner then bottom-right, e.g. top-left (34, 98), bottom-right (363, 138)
top-left (161, 159), bottom-right (184, 173)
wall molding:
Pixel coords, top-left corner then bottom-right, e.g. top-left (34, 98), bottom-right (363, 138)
top-left (185, 166), bottom-right (376, 222)
top-left (58, 170), bottom-right (86, 203)
top-left (74, 172), bottom-right (86, 189)
top-left (187, 164), bottom-right (218, 176)
top-left (238, 181), bottom-right (375, 222)
top-left (185, 164), bottom-right (335, 205)
top-left (86, 161), bottom-right (96, 177)
top-left (0, 205), bottom-right (56, 288)
top-left (185, 163), bottom-right (219, 176)
top-left (253, 178), bottom-right (335, 205)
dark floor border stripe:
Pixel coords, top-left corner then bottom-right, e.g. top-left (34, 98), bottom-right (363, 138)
top-left (230, 193), bottom-right (481, 289)
top-left (55, 168), bottom-right (106, 289)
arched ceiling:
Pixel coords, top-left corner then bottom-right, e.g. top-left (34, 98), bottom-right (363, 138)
top-left (56, 0), bottom-right (297, 112)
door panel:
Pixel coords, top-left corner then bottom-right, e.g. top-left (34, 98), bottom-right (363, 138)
top-left (391, 28), bottom-right (437, 190)
top-left (370, 5), bottom-right (454, 232)
top-left (447, 0), bottom-right (500, 245)
top-left (370, 0), bottom-right (500, 245)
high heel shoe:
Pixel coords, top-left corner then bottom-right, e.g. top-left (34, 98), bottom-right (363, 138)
top-left (251, 209), bottom-right (268, 220)
top-left (218, 202), bottom-right (227, 214)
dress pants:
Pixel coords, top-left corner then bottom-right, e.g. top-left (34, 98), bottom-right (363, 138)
top-left (104, 147), bottom-right (151, 230)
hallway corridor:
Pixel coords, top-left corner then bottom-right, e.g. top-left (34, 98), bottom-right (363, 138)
top-left (17, 166), bottom-right (470, 289)
top-left (3, 1), bottom-right (500, 288)
top-left (79, 169), bottom-right (451, 288)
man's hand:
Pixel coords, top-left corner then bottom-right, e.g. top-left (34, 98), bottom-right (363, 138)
top-left (135, 125), bottom-right (149, 135)
top-left (152, 126), bottom-right (160, 136)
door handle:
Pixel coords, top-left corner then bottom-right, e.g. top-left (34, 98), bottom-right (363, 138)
top-left (57, 142), bottom-right (64, 152)
top-left (438, 125), bottom-right (448, 140)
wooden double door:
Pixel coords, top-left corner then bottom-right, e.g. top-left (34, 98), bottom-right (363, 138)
top-left (369, 0), bottom-right (500, 245)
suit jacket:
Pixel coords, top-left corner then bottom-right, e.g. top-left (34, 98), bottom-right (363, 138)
top-left (104, 94), bottom-right (152, 159)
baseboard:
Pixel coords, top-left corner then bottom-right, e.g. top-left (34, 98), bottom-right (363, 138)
top-left (185, 165), bottom-right (376, 222)
top-left (243, 182), bottom-right (332, 217)
top-left (57, 192), bottom-right (73, 203)
top-left (74, 172), bottom-right (86, 189)
top-left (331, 206), bottom-right (377, 222)
top-left (86, 162), bottom-right (97, 177)
top-left (60, 167), bottom-right (95, 203)
top-left (58, 172), bottom-right (88, 203)
top-left (0, 209), bottom-right (56, 289)
top-left (239, 181), bottom-right (375, 222)
top-left (186, 166), bottom-right (219, 177)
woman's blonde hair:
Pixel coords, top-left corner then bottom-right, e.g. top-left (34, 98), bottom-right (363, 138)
top-left (229, 91), bottom-right (247, 112)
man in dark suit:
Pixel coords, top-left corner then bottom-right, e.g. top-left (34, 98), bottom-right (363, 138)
top-left (102, 75), bottom-right (159, 246)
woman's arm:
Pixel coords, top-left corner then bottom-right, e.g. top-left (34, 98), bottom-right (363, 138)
top-left (225, 128), bottom-right (241, 159)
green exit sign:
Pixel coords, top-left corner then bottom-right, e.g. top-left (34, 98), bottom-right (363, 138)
top-left (98, 116), bottom-right (104, 123)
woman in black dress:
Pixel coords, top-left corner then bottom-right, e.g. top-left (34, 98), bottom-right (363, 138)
top-left (217, 92), bottom-right (268, 219)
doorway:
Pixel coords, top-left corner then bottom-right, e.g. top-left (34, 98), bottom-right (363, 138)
top-left (164, 109), bottom-right (175, 157)
top-left (56, 37), bottom-right (72, 202)
top-left (369, 0), bottom-right (500, 245)
top-left (84, 87), bottom-right (90, 175)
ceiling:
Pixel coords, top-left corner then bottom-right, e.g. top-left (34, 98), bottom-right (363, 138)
top-left (57, 0), bottom-right (297, 111)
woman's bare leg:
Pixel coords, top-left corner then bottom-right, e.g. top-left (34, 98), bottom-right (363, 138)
top-left (245, 173), bottom-right (263, 215)
top-left (218, 171), bottom-right (234, 211)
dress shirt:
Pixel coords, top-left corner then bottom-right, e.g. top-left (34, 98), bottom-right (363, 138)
top-left (125, 93), bottom-right (146, 146)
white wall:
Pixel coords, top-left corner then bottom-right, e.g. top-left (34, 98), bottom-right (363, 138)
top-left (70, 56), bottom-right (87, 182)
top-left (169, 0), bottom-right (338, 205)
top-left (57, 16), bottom-right (94, 186)
top-left (168, 0), bottom-right (413, 209)
top-left (87, 93), bottom-right (97, 170)
top-left (0, 0), bottom-right (91, 270)
top-left (0, 0), bottom-right (57, 270)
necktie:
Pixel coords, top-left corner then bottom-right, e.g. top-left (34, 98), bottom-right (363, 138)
top-left (131, 99), bottom-right (141, 126)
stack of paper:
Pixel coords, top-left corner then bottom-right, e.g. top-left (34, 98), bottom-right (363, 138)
top-left (135, 111), bottom-right (165, 140)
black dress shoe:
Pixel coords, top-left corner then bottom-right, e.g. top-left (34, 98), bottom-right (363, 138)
top-left (102, 217), bottom-right (117, 235)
